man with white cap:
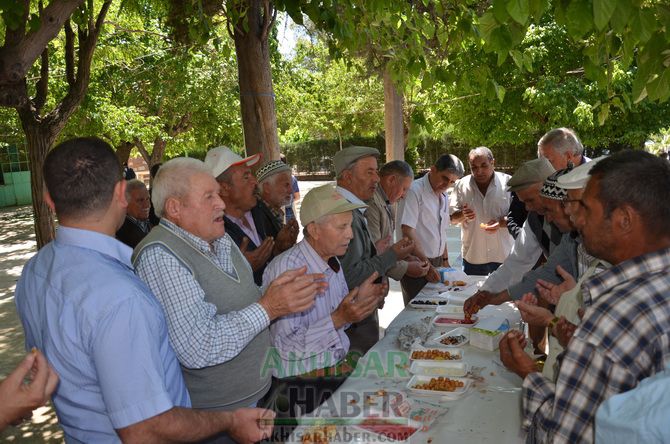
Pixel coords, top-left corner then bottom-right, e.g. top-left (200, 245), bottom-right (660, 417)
top-left (254, 160), bottom-right (299, 253)
top-left (204, 146), bottom-right (272, 286)
top-left (261, 184), bottom-right (387, 430)
top-left (133, 157), bottom-right (326, 442)
top-left (334, 146), bottom-right (415, 355)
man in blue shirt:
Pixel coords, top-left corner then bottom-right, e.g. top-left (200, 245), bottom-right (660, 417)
top-left (15, 137), bottom-right (274, 443)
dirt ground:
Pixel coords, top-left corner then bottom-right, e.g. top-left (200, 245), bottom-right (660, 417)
top-left (0, 206), bottom-right (63, 442)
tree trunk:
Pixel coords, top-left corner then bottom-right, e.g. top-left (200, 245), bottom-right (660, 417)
top-left (383, 70), bottom-right (405, 162)
top-left (232, 0), bottom-right (280, 162)
top-left (23, 124), bottom-right (58, 248)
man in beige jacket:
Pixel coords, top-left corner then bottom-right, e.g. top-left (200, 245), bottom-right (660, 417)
top-left (366, 160), bottom-right (430, 282)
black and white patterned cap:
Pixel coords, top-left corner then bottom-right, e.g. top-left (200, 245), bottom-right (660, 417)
top-left (540, 167), bottom-right (572, 200)
top-left (256, 160), bottom-right (292, 183)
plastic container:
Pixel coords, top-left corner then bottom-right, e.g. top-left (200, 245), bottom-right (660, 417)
top-left (430, 327), bottom-right (470, 348)
top-left (406, 375), bottom-right (471, 399)
top-left (409, 360), bottom-right (468, 377)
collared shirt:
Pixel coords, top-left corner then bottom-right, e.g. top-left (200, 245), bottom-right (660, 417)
top-left (15, 227), bottom-right (190, 442)
top-left (227, 211), bottom-right (262, 246)
top-left (595, 368), bottom-right (670, 444)
top-left (449, 172), bottom-right (513, 264)
top-left (263, 198), bottom-right (286, 225)
top-left (134, 219), bottom-right (270, 369)
top-left (263, 239), bottom-right (350, 377)
top-left (522, 246), bottom-right (670, 443)
top-left (336, 185), bottom-right (367, 215)
top-left (127, 214), bottom-right (151, 233)
top-left (400, 173), bottom-right (450, 258)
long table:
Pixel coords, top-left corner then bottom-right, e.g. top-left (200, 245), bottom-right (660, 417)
top-left (286, 288), bottom-right (526, 443)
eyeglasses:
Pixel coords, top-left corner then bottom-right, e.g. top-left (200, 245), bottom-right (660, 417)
top-left (560, 198), bottom-right (582, 208)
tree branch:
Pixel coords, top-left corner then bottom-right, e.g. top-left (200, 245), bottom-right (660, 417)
top-left (167, 113), bottom-right (192, 137)
top-left (4, 0), bottom-right (30, 48)
top-left (33, 47), bottom-right (49, 114)
top-left (46, 0), bottom-right (112, 128)
top-left (0, 0), bottom-right (85, 84)
top-left (260, 0), bottom-right (276, 42)
top-left (64, 20), bottom-right (75, 86)
top-left (133, 136), bottom-right (151, 164)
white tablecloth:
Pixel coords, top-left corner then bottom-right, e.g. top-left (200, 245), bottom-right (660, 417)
top-left (287, 285), bottom-right (526, 443)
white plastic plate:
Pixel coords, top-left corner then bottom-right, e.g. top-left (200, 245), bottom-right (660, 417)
top-left (406, 375), bottom-right (472, 399)
top-left (430, 327), bottom-right (470, 348)
top-left (409, 360), bottom-right (468, 377)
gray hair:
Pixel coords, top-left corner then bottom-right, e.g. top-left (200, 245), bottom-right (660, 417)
top-left (434, 154), bottom-right (465, 177)
top-left (152, 157), bottom-right (210, 218)
top-left (538, 128), bottom-right (584, 156)
top-left (380, 160), bottom-right (414, 179)
top-left (259, 169), bottom-right (291, 189)
top-left (468, 146), bottom-right (494, 162)
top-left (125, 179), bottom-right (147, 200)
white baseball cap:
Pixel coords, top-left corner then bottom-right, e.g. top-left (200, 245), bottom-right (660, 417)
top-left (204, 146), bottom-right (261, 179)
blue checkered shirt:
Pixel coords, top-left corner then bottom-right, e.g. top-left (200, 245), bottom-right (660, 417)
top-left (522, 246), bottom-right (670, 443)
top-left (134, 219), bottom-right (270, 369)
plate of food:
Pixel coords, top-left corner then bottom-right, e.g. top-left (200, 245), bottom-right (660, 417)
top-left (408, 297), bottom-right (449, 309)
top-left (351, 417), bottom-right (420, 442)
top-left (435, 304), bottom-right (464, 317)
top-left (410, 347), bottom-right (463, 363)
top-left (409, 360), bottom-right (468, 377)
top-left (406, 375), bottom-right (472, 399)
top-left (432, 314), bottom-right (478, 328)
top-left (430, 327), bottom-right (470, 348)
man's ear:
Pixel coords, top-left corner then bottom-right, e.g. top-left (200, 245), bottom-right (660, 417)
top-left (43, 189), bottom-right (56, 213)
top-left (612, 205), bottom-right (636, 235)
top-left (115, 180), bottom-right (128, 208)
top-left (163, 197), bottom-right (180, 220)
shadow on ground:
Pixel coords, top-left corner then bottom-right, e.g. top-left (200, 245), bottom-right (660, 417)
top-left (0, 206), bottom-right (63, 442)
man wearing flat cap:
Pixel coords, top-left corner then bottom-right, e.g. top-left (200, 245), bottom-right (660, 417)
top-left (262, 184), bottom-right (387, 429)
top-left (204, 146), bottom-right (272, 285)
top-left (334, 146), bottom-right (415, 355)
top-left (254, 160), bottom-right (299, 254)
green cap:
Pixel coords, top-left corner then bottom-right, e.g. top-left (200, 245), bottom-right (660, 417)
top-left (300, 184), bottom-right (367, 226)
top-left (507, 157), bottom-right (555, 192)
top-left (333, 146), bottom-right (380, 175)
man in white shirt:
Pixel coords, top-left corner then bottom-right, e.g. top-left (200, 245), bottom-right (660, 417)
top-left (399, 154), bottom-right (465, 304)
top-left (450, 147), bottom-right (513, 275)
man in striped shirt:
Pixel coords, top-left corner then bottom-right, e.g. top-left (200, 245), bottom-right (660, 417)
top-left (500, 151), bottom-right (670, 443)
top-left (262, 184), bottom-right (387, 419)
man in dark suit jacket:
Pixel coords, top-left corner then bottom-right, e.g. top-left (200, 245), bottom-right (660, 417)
top-left (116, 179), bottom-right (151, 248)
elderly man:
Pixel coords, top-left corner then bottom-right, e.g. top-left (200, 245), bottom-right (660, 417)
top-left (537, 127), bottom-right (588, 169)
top-left (399, 153), bottom-right (465, 304)
top-left (204, 146), bottom-right (272, 285)
top-left (15, 138), bottom-right (274, 443)
top-left (116, 178), bottom-right (152, 248)
top-left (450, 147), bottom-right (513, 275)
top-left (255, 160), bottom-right (299, 253)
top-left (334, 146), bottom-right (414, 355)
top-left (366, 160), bottom-right (430, 281)
top-left (133, 158), bottom-right (325, 430)
top-left (500, 151), bottom-right (670, 442)
top-left (263, 184), bottom-right (386, 423)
